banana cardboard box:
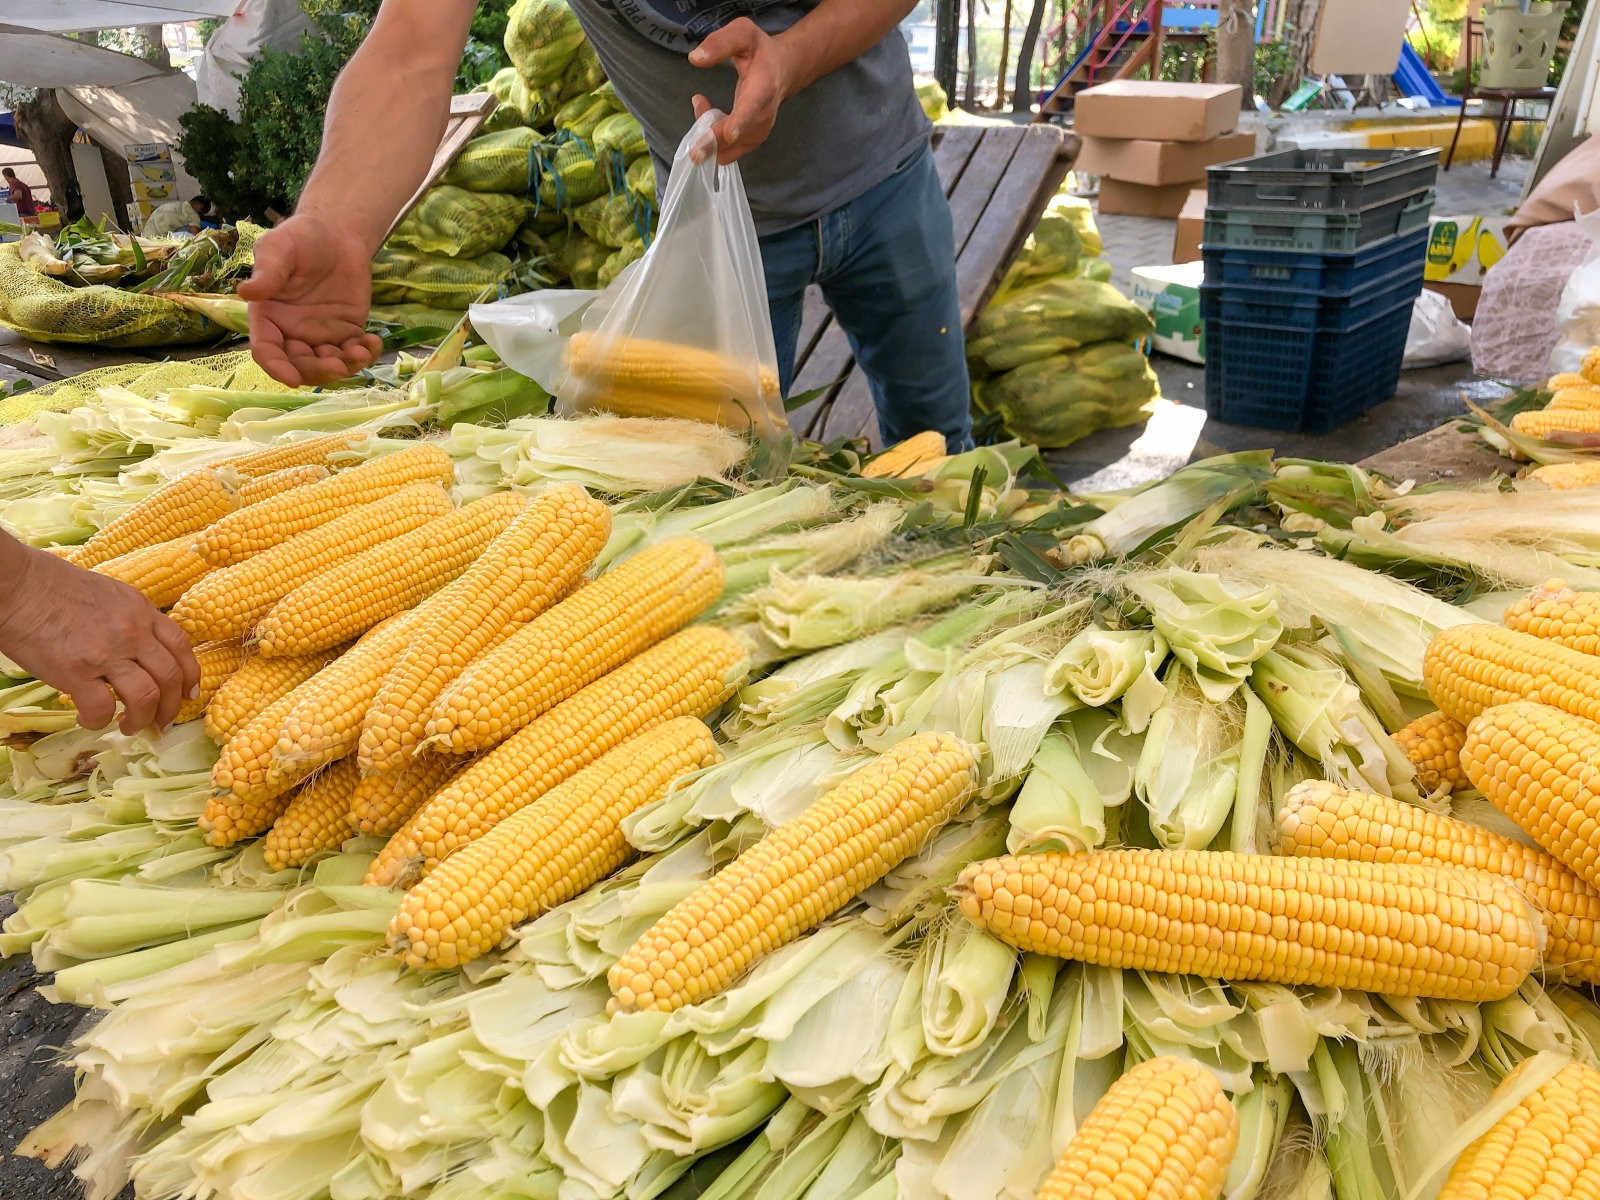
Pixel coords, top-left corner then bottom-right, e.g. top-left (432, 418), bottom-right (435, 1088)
top-left (1424, 215), bottom-right (1508, 321)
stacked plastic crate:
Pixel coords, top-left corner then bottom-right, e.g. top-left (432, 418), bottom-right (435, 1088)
top-left (1200, 148), bottom-right (1439, 433)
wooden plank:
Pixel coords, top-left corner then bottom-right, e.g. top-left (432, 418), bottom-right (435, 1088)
top-left (956, 126), bottom-right (1070, 326)
top-left (382, 93), bottom-right (497, 242)
top-left (932, 125), bottom-right (985, 193)
top-left (944, 126), bottom-right (1028, 258)
top-left (0, 329), bottom-right (159, 381)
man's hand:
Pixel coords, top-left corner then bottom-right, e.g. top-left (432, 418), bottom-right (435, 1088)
top-left (0, 544), bottom-right (200, 735)
top-left (689, 18), bottom-right (796, 165)
top-left (238, 213), bottom-right (383, 388)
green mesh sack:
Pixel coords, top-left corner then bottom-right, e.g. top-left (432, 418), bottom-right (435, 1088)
top-left (973, 341), bottom-right (1159, 449)
top-left (574, 192), bottom-right (647, 249)
top-left (504, 0), bottom-right (586, 88)
top-left (966, 277), bottom-right (1153, 374)
top-left (442, 128), bottom-right (542, 194)
top-left (0, 242), bottom-right (221, 348)
top-left (625, 154), bottom-right (658, 205)
top-left (593, 112), bottom-right (647, 171)
top-left (480, 67), bottom-right (533, 130)
top-left (1077, 258), bottom-right (1112, 282)
top-left (557, 42), bottom-right (606, 103)
top-left (517, 205), bottom-right (569, 243)
top-left (389, 186), bottom-right (529, 258)
top-left (369, 302), bottom-right (468, 331)
top-left (916, 79), bottom-right (949, 122)
top-left (598, 236), bottom-right (645, 288)
top-left (0, 348), bottom-right (285, 425)
top-left (371, 245), bottom-right (512, 309)
top-left (548, 229), bottom-right (609, 289)
top-left (553, 85), bottom-right (623, 141)
top-left (536, 139), bottom-right (606, 211)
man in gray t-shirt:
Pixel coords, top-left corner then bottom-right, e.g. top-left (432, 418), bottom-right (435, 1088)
top-left (238, 0), bottom-right (973, 450)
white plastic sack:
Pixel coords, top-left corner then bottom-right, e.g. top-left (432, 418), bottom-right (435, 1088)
top-left (1550, 207), bottom-right (1600, 375)
top-left (470, 289), bottom-right (600, 393)
top-left (555, 111), bottom-right (788, 445)
top-left (1402, 287), bottom-right (1471, 368)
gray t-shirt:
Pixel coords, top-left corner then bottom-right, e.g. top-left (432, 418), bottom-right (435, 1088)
top-left (567, 0), bottom-right (931, 235)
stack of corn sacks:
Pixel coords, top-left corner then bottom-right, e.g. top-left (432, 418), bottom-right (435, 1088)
top-left (968, 191), bottom-right (1160, 448)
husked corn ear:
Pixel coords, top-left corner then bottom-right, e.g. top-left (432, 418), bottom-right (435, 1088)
top-left (254, 491), bottom-right (527, 657)
top-left (235, 464), bottom-right (330, 505)
top-left (1501, 578), bottom-right (1600, 656)
top-left (1462, 701), bottom-right (1600, 891)
top-left (567, 331), bottom-right (780, 406)
top-left (358, 485), bottom-right (611, 774)
top-left (1279, 778), bottom-right (1600, 984)
top-left (270, 612), bottom-right (419, 782)
top-left (1548, 372), bottom-right (1590, 389)
top-left (170, 484), bottom-right (451, 643)
top-left (194, 443), bottom-right (453, 566)
top-left (568, 385), bottom-right (766, 431)
top-left (205, 646), bottom-right (343, 744)
top-left (262, 758), bottom-right (360, 871)
top-left (1547, 386), bottom-right (1600, 412)
top-left (1424, 622), bottom-right (1600, 726)
top-left (425, 536), bottom-right (724, 754)
top-left (957, 848), bottom-right (1540, 1001)
top-left (72, 470), bottom-right (237, 569)
top-left (1034, 1056), bottom-right (1239, 1200)
top-left (1584, 345), bottom-right (1600, 384)
top-left (390, 718), bottom-right (719, 969)
top-left (1393, 710), bottom-right (1471, 793)
top-left (1439, 1057), bottom-right (1600, 1199)
top-left (204, 686), bottom-right (303, 847)
top-left (94, 536), bottom-right (209, 609)
top-left (349, 755), bottom-right (461, 838)
top-left (368, 626), bottom-right (748, 887)
top-left (609, 732), bottom-right (978, 1013)
top-left (1511, 408), bottom-right (1600, 439)
top-left (862, 430), bottom-right (947, 479)
top-left (174, 640), bottom-right (247, 726)
top-left (223, 432), bottom-right (368, 478)
top-left (1526, 461), bottom-right (1600, 490)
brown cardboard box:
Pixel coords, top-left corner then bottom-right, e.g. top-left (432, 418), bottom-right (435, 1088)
top-left (1098, 177), bottom-right (1196, 219)
top-left (1425, 280), bottom-right (1479, 321)
top-left (1172, 188), bottom-right (1208, 263)
top-left (1075, 131), bottom-right (1258, 186)
top-left (1074, 81), bottom-right (1244, 142)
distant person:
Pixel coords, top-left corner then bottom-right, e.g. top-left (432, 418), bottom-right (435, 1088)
top-left (2, 167), bottom-right (38, 218)
top-left (141, 196), bottom-right (211, 238)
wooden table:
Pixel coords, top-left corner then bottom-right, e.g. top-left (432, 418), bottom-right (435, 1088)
top-left (0, 328), bottom-right (234, 384)
top-left (787, 122), bottom-right (1075, 449)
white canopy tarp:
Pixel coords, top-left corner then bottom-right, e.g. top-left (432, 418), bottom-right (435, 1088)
top-left (6, 1), bottom-right (237, 35)
top-left (58, 72), bottom-right (202, 198)
top-left (0, 24), bottom-right (179, 88)
top-left (194, 0), bottom-right (313, 115)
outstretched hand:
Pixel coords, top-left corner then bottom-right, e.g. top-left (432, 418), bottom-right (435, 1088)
top-left (688, 18), bottom-right (796, 165)
top-left (239, 213), bottom-right (383, 387)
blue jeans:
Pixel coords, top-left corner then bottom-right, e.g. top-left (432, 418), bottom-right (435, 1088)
top-left (759, 145), bottom-right (974, 452)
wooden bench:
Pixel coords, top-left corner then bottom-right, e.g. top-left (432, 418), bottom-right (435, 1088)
top-left (786, 122), bottom-right (1073, 449)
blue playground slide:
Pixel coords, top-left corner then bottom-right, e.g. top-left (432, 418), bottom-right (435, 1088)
top-left (1393, 41), bottom-right (1461, 107)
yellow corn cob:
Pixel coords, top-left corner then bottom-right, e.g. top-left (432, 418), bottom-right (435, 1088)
top-left (609, 732), bottom-right (979, 1014)
top-left (348, 754), bottom-right (461, 838)
top-left (261, 758), bottom-right (360, 871)
top-left (1547, 386), bottom-right (1600, 412)
top-left (367, 626), bottom-right (748, 887)
top-left (389, 718), bottom-right (720, 969)
top-left (173, 640), bottom-right (248, 726)
top-left (222, 432), bottom-right (368, 478)
top-left (1501, 578), bottom-right (1600, 656)
top-left (358, 485), bottom-right (612, 774)
top-left (234, 464), bottom-right (330, 505)
top-left (1511, 408), bottom-right (1600, 439)
top-left (861, 430), bottom-right (948, 479)
top-left (1439, 1057), bottom-right (1600, 1199)
top-left (1423, 622), bottom-right (1600, 726)
top-left (1547, 372), bottom-right (1589, 390)
top-left (94, 536), bottom-right (209, 609)
top-left (71, 470), bottom-right (237, 569)
top-left (170, 484), bottom-right (451, 643)
top-left (270, 611), bottom-right (420, 783)
top-left (425, 536), bottom-right (724, 755)
top-left (205, 646), bottom-right (343, 743)
top-left (1034, 1056), bottom-right (1239, 1200)
top-left (1278, 778), bottom-right (1600, 984)
top-left (1462, 701), bottom-right (1600, 891)
top-left (1392, 710), bottom-right (1471, 793)
top-left (956, 848), bottom-right (1540, 1002)
top-left (253, 491), bottom-right (527, 657)
top-left (1584, 345), bottom-right (1600, 384)
top-left (1526, 461), bottom-right (1600, 490)
top-left (566, 331), bottom-right (780, 407)
top-left (576, 384), bottom-right (771, 430)
top-left (194, 443), bottom-right (453, 567)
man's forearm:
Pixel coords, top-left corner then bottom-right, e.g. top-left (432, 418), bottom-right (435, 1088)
top-left (777, 0), bottom-right (918, 94)
top-left (294, 0), bottom-right (476, 257)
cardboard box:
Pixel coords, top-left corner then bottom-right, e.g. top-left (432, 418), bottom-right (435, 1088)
top-left (1172, 188), bottom-right (1208, 263)
top-left (1098, 177), bottom-right (1196, 219)
top-left (1131, 262), bottom-right (1205, 363)
top-left (1075, 131), bottom-right (1258, 186)
top-left (1425, 280), bottom-right (1479, 321)
top-left (1424, 215), bottom-right (1509, 286)
top-left (1074, 81), bottom-right (1244, 142)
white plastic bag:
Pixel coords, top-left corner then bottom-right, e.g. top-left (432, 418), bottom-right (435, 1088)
top-left (555, 110), bottom-right (788, 444)
top-left (469, 288), bottom-right (599, 393)
top-left (1549, 206), bottom-right (1600, 375)
top-left (1402, 287), bottom-right (1471, 369)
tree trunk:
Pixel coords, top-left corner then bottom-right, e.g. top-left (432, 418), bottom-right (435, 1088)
top-left (996, 0), bottom-right (1013, 109)
top-left (964, 0), bottom-right (979, 109)
top-left (935, 0), bottom-right (961, 106)
top-left (12, 91), bottom-right (78, 214)
top-left (1012, 0), bottom-right (1049, 112)
top-left (1215, 0), bottom-right (1256, 108)
top-left (98, 143), bottom-right (135, 229)
top-left (135, 25), bottom-right (171, 69)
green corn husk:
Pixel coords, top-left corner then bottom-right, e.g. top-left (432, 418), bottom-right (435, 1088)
top-left (1006, 709), bottom-right (1141, 853)
top-left (1125, 569), bottom-right (1283, 703)
top-left (1065, 451), bottom-right (1275, 562)
top-left (1043, 625), bottom-right (1168, 728)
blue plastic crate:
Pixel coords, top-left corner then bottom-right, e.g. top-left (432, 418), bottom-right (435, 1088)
top-left (1199, 257), bottom-right (1424, 333)
top-left (1202, 189), bottom-right (1434, 253)
top-left (1202, 227), bottom-right (1428, 294)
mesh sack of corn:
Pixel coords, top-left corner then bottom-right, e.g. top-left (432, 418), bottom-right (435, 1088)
top-left (625, 154), bottom-right (658, 206)
top-left (996, 200), bottom-right (1086, 294)
top-left (0, 242), bottom-right (222, 348)
top-left (388, 185), bottom-right (529, 258)
top-left (554, 84), bottom-right (623, 141)
top-left (479, 66), bottom-right (533, 132)
top-left (573, 192), bottom-right (648, 249)
top-left (549, 228), bottom-right (610, 289)
top-left (504, 0), bottom-right (586, 88)
top-left (371, 245), bottom-right (512, 309)
top-left (593, 112), bottom-right (648, 172)
top-left (973, 340), bottom-right (1160, 448)
top-left (369, 302), bottom-right (469, 331)
top-left (916, 78), bottom-right (949, 122)
top-left (441, 128), bottom-right (542, 194)
top-left (597, 237), bottom-right (645, 288)
top-left (966, 276), bottom-right (1153, 375)
top-left (557, 41), bottom-right (606, 103)
top-left (0, 348), bottom-right (288, 426)
top-left (536, 138), bottom-right (608, 211)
